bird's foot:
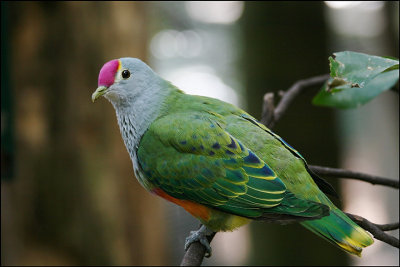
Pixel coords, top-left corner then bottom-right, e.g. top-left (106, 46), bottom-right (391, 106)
top-left (184, 225), bottom-right (214, 258)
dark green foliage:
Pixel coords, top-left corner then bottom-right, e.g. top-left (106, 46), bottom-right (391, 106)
top-left (313, 51), bottom-right (399, 108)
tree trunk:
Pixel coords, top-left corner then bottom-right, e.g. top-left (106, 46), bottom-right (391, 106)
top-left (1, 2), bottom-right (166, 265)
top-left (241, 2), bottom-right (347, 265)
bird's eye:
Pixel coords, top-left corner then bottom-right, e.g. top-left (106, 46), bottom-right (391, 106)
top-left (122, 70), bottom-right (130, 79)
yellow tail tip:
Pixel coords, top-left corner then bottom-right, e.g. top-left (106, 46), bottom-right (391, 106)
top-left (339, 230), bottom-right (374, 257)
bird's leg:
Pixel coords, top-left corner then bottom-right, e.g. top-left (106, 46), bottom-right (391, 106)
top-left (184, 224), bottom-right (214, 257)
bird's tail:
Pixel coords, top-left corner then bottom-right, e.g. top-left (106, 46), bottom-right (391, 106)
top-left (300, 206), bottom-right (374, 256)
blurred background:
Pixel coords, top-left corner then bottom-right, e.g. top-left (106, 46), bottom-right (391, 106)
top-left (1, 1), bottom-right (398, 266)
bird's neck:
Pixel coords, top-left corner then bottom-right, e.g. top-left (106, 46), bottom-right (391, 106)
top-left (113, 79), bottom-right (176, 162)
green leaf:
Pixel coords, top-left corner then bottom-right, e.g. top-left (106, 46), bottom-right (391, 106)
top-left (382, 64), bottom-right (399, 73)
top-left (313, 51), bottom-right (399, 109)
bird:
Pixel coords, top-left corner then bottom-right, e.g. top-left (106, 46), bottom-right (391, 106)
top-left (92, 57), bottom-right (374, 257)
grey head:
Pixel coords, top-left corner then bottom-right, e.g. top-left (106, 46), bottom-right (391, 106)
top-left (92, 57), bottom-right (166, 110)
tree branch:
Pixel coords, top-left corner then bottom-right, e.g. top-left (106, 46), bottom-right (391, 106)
top-left (309, 165), bottom-right (399, 189)
top-left (346, 213), bottom-right (399, 248)
top-left (374, 222), bottom-right (400, 231)
top-left (180, 226), bottom-right (216, 266)
top-left (260, 93), bottom-right (276, 128)
top-left (262, 74), bottom-right (330, 128)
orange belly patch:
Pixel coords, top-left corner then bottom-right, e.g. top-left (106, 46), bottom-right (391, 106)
top-left (152, 188), bottom-right (211, 222)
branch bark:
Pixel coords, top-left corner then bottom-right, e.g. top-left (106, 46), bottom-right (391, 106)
top-left (309, 165), bottom-right (399, 189)
top-left (180, 227), bottom-right (216, 266)
top-left (346, 213), bottom-right (399, 248)
top-left (261, 74), bottom-right (330, 128)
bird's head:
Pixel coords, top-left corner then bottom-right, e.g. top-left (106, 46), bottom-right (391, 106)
top-left (92, 57), bottom-right (158, 105)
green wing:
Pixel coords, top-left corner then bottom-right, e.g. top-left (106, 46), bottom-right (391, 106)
top-left (239, 113), bottom-right (338, 198)
top-left (138, 111), bottom-right (327, 219)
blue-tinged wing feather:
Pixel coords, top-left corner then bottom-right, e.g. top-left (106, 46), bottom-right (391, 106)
top-left (137, 112), bottom-right (328, 220)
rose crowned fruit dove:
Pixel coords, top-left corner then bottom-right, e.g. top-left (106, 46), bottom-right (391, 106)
top-left (92, 58), bottom-right (373, 257)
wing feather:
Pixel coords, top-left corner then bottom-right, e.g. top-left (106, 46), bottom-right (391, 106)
top-left (137, 113), bottom-right (287, 218)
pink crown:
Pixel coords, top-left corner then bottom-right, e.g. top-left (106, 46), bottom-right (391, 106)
top-left (98, 59), bottom-right (120, 87)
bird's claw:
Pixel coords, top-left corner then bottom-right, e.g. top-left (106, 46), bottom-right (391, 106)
top-left (184, 226), bottom-right (213, 258)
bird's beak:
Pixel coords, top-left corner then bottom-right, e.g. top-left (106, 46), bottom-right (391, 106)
top-left (92, 86), bottom-right (108, 102)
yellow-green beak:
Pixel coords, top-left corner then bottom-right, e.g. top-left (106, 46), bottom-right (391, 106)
top-left (92, 86), bottom-right (108, 102)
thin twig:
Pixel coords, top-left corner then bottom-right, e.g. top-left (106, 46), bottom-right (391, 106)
top-left (268, 74), bottom-right (330, 127)
top-left (309, 165), bottom-right (399, 189)
top-left (180, 226), bottom-right (216, 266)
top-left (260, 93), bottom-right (276, 127)
top-left (346, 213), bottom-right (399, 248)
top-left (375, 222), bottom-right (400, 232)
